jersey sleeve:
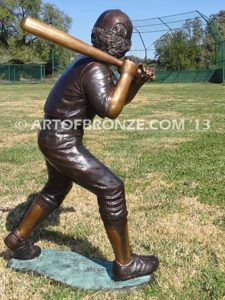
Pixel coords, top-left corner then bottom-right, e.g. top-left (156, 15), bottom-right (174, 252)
top-left (81, 62), bottom-right (117, 118)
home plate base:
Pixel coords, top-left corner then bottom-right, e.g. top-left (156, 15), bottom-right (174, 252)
top-left (9, 249), bottom-right (152, 291)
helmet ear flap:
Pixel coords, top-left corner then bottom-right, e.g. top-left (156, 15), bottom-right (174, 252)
top-left (112, 23), bottom-right (128, 38)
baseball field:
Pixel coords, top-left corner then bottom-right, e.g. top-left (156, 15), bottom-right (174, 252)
top-left (0, 83), bottom-right (225, 299)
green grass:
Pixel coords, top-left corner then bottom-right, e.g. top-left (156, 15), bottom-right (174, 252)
top-left (0, 83), bottom-right (225, 300)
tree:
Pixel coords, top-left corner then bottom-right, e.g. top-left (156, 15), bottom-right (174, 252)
top-left (155, 11), bottom-right (225, 71)
top-left (0, 0), bottom-right (72, 72)
top-left (154, 17), bottom-right (213, 70)
top-left (210, 10), bottom-right (225, 38)
top-left (154, 32), bottom-right (178, 70)
top-left (204, 10), bottom-right (225, 68)
top-left (183, 18), bottom-right (206, 69)
top-left (154, 29), bottom-right (194, 71)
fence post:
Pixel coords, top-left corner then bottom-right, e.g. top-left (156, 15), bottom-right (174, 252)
top-left (223, 41), bottom-right (225, 83)
top-left (8, 65), bottom-right (10, 81)
top-left (52, 48), bottom-right (55, 76)
top-left (40, 65), bottom-right (43, 81)
top-left (13, 66), bottom-right (16, 82)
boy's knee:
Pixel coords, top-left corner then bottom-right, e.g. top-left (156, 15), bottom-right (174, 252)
top-left (41, 181), bottom-right (73, 207)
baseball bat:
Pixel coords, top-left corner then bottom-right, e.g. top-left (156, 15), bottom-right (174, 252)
top-left (20, 16), bottom-right (123, 68)
top-left (20, 16), bottom-right (153, 78)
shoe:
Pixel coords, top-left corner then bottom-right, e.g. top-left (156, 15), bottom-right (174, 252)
top-left (4, 230), bottom-right (41, 260)
top-left (112, 253), bottom-right (159, 281)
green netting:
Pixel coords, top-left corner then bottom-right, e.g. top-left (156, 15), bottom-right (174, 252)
top-left (0, 64), bottom-right (45, 82)
top-left (216, 40), bottom-right (225, 82)
top-left (154, 69), bottom-right (220, 83)
top-left (197, 11), bottom-right (225, 72)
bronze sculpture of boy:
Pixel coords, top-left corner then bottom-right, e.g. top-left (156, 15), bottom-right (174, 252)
top-left (4, 10), bottom-right (159, 282)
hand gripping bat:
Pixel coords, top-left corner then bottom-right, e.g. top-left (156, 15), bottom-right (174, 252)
top-left (20, 17), bottom-right (154, 79)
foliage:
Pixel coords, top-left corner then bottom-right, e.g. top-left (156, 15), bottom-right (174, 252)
top-left (204, 10), bottom-right (225, 67)
top-left (210, 10), bottom-right (225, 38)
top-left (0, 0), bottom-right (73, 72)
top-left (155, 18), bottom-right (207, 70)
top-left (154, 10), bottom-right (225, 70)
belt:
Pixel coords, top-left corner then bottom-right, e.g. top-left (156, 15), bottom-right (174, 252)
top-left (42, 114), bottom-right (84, 132)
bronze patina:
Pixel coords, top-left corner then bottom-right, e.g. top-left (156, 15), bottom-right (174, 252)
top-left (4, 9), bottom-right (159, 282)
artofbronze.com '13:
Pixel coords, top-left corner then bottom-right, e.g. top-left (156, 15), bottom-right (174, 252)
top-left (15, 118), bottom-right (211, 132)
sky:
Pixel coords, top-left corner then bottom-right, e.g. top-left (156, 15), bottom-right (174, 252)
top-left (43, 0), bottom-right (225, 57)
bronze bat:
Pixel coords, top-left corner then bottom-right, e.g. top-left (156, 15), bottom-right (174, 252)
top-left (20, 17), bottom-right (153, 78)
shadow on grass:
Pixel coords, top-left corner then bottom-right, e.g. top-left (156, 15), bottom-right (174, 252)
top-left (2, 193), bottom-right (106, 261)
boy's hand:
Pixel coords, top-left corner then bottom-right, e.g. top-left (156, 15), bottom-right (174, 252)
top-left (120, 58), bottom-right (139, 77)
top-left (138, 64), bottom-right (155, 81)
top-left (121, 57), bottom-right (155, 81)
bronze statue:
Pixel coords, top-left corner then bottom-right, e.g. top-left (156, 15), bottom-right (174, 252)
top-left (4, 10), bottom-right (159, 281)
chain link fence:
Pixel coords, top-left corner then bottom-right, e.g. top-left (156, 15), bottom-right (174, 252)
top-left (0, 64), bottom-right (45, 82)
top-left (130, 11), bottom-right (225, 83)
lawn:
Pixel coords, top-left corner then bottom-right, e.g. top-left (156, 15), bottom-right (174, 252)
top-left (0, 82), bottom-right (225, 300)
